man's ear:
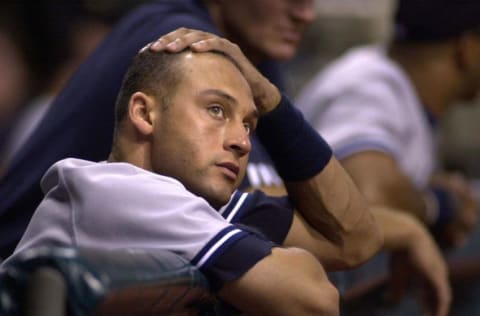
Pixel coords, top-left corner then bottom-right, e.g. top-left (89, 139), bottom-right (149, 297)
top-left (454, 32), bottom-right (480, 72)
top-left (128, 91), bottom-right (157, 135)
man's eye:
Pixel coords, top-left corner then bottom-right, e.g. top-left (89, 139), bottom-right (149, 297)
top-left (208, 105), bottom-right (224, 118)
top-left (244, 123), bottom-right (251, 135)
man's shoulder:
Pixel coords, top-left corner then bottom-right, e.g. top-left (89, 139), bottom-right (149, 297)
top-left (319, 45), bottom-right (401, 92)
top-left (41, 158), bottom-right (186, 195)
top-left (297, 45), bottom-right (411, 119)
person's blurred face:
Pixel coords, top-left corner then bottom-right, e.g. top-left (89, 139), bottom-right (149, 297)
top-left (214, 0), bottom-right (315, 63)
top-left (458, 32), bottom-right (480, 103)
top-left (0, 30), bottom-right (29, 126)
top-left (150, 52), bottom-right (258, 208)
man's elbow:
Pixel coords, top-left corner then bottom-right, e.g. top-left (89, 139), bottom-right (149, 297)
top-left (340, 219), bottom-right (384, 269)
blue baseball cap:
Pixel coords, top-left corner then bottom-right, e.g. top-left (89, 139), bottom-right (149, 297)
top-left (394, 0), bottom-right (480, 42)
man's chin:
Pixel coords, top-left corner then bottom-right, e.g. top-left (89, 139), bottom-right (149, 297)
top-left (268, 43), bottom-right (297, 61)
top-left (197, 184), bottom-right (235, 209)
top-left (205, 194), bottom-right (232, 210)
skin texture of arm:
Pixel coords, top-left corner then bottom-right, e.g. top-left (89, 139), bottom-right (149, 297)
top-left (341, 151), bottom-right (428, 221)
top-left (148, 27), bottom-right (383, 269)
top-left (218, 247), bottom-right (340, 316)
top-left (341, 150), bottom-right (477, 248)
top-left (284, 158), bottom-right (383, 269)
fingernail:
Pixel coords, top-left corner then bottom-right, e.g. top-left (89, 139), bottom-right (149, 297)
top-left (150, 40), bottom-right (164, 50)
top-left (166, 42), bottom-right (176, 49)
top-left (139, 42), bottom-right (151, 53)
top-left (192, 40), bottom-right (205, 48)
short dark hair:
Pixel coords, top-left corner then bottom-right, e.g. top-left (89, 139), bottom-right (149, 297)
top-left (114, 49), bottom-right (184, 124)
top-left (394, 0), bottom-right (480, 42)
top-left (113, 48), bottom-right (243, 125)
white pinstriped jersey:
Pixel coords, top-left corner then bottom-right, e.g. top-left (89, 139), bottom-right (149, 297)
top-left (5, 158), bottom-right (293, 287)
top-left (296, 45), bottom-right (437, 189)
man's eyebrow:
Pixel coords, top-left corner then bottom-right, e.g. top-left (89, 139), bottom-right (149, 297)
top-left (199, 89), bottom-right (238, 104)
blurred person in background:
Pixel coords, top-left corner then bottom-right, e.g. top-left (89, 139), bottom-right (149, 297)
top-left (0, 4), bottom-right (34, 175)
top-left (0, 0), bottom-right (124, 173)
top-left (297, 0), bottom-right (480, 315)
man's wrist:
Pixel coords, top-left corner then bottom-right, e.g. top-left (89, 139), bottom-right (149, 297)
top-left (424, 187), bottom-right (457, 230)
top-left (254, 83), bottom-right (281, 115)
top-left (255, 94), bottom-right (332, 182)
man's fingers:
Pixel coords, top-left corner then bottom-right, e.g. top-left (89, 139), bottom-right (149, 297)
top-left (423, 263), bottom-right (451, 316)
top-left (139, 42), bottom-right (152, 53)
top-left (421, 277), bottom-right (451, 316)
top-left (150, 27), bottom-right (191, 50)
top-left (144, 28), bottom-right (245, 70)
top-left (142, 27), bottom-right (280, 113)
top-left (431, 273), bottom-right (451, 316)
top-left (148, 28), bottom-right (216, 52)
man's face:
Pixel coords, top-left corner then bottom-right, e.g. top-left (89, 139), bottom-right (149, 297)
top-left (150, 53), bottom-right (258, 208)
top-left (217, 0), bottom-right (315, 63)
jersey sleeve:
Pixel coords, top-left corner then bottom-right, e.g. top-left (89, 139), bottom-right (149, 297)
top-left (219, 190), bottom-right (294, 245)
top-left (307, 84), bottom-right (406, 161)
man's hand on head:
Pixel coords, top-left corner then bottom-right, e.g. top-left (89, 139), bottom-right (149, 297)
top-left (145, 28), bottom-right (281, 114)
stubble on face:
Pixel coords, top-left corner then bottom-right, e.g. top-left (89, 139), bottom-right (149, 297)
top-left (149, 52), bottom-right (254, 208)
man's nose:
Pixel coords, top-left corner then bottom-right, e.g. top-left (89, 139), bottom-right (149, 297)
top-left (225, 125), bottom-right (251, 156)
top-left (291, 0), bottom-right (316, 23)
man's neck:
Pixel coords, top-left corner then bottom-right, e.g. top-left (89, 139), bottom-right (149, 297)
top-left (108, 132), bottom-right (153, 172)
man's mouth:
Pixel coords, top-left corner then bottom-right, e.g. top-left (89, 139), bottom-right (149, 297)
top-left (216, 162), bottom-right (240, 181)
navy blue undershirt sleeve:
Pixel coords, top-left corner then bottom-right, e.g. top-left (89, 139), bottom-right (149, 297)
top-left (255, 94), bottom-right (333, 182)
top-left (198, 232), bottom-right (274, 291)
top-left (221, 190), bottom-right (294, 245)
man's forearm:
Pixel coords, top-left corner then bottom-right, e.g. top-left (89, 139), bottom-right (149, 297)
top-left (285, 158), bottom-right (383, 265)
top-left (255, 95), bottom-right (382, 263)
